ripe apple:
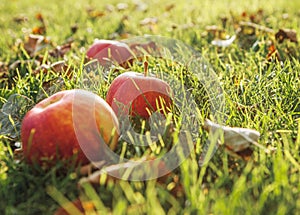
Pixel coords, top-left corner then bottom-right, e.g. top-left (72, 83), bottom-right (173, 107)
top-left (21, 89), bottom-right (120, 166)
top-left (86, 39), bottom-right (160, 69)
top-left (86, 39), bottom-right (133, 68)
top-left (106, 62), bottom-right (173, 119)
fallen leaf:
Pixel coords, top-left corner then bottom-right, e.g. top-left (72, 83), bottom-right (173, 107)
top-left (13, 15), bottom-right (28, 23)
top-left (140, 17), bottom-right (158, 26)
top-left (51, 61), bottom-right (69, 73)
top-left (266, 43), bottom-right (281, 61)
top-left (225, 147), bottom-right (253, 161)
top-left (35, 13), bottom-right (45, 23)
top-left (203, 119), bottom-right (262, 152)
top-left (105, 4), bottom-right (115, 12)
top-left (116, 3), bottom-right (128, 11)
top-left (212, 35), bottom-right (236, 47)
top-left (239, 21), bottom-right (274, 34)
top-left (205, 25), bottom-right (227, 39)
top-left (49, 40), bottom-right (73, 58)
top-left (71, 24), bottom-right (79, 34)
top-left (134, 1), bottom-right (148, 12)
top-left (24, 34), bottom-right (50, 56)
top-left (199, 119), bottom-right (275, 164)
top-left (275, 29), bottom-right (298, 43)
top-left (9, 59), bottom-right (40, 72)
top-left (165, 3), bottom-right (175, 12)
top-left (32, 13), bottom-right (47, 34)
top-left (34, 60), bottom-right (69, 75)
top-left (86, 8), bottom-right (105, 19)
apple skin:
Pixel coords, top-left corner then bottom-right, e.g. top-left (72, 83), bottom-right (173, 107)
top-left (21, 89), bottom-right (120, 166)
top-left (86, 39), bottom-right (133, 67)
top-left (106, 72), bottom-right (173, 119)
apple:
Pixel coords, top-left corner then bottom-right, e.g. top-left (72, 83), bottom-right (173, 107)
top-left (106, 62), bottom-right (173, 119)
top-left (21, 89), bottom-right (120, 166)
top-left (86, 39), bottom-right (133, 68)
top-left (86, 39), bottom-right (159, 69)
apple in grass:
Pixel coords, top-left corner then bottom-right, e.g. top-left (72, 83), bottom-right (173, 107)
top-left (86, 39), bottom-right (133, 68)
top-left (21, 89), bottom-right (120, 167)
top-left (86, 39), bottom-right (159, 69)
top-left (106, 62), bottom-right (173, 124)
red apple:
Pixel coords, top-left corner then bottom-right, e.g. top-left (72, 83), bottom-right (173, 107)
top-left (86, 39), bottom-right (133, 68)
top-left (21, 89), bottom-right (120, 166)
top-left (106, 63), bottom-right (173, 119)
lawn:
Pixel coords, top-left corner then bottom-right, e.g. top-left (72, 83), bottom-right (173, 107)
top-left (0, 0), bottom-right (299, 214)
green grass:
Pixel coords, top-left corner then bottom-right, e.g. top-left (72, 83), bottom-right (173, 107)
top-left (0, 0), bottom-right (300, 214)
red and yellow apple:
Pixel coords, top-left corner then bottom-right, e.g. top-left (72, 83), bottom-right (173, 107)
top-left (21, 89), bottom-right (120, 166)
top-left (86, 39), bottom-right (159, 69)
top-left (86, 39), bottom-right (133, 68)
top-left (106, 64), bottom-right (173, 119)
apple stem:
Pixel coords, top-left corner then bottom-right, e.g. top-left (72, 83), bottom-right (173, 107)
top-left (144, 61), bottom-right (148, 77)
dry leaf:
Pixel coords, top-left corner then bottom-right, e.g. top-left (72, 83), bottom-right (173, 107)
top-left (24, 34), bottom-right (50, 56)
top-left (9, 59), bottom-right (40, 72)
top-left (266, 44), bottom-right (281, 61)
top-left (140, 17), bottom-right (158, 26)
top-left (165, 4), bottom-right (175, 12)
top-left (212, 35), bottom-right (236, 47)
top-left (49, 40), bottom-right (73, 58)
top-left (116, 3), bottom-right (128, 11)
top-left (239, 21), bottom-right (274, 34)
top-left (86, 8), bottom-right (105, 19)
top-left (71, 24), bottom-right (79, 34)
top-left (13, 15), bottom-right (28, 23)
top-left (134, 1), bottom-right (148, 12)
top-left (32, 13), bottom-right (47, 35)
top-left (205, 25), bottom-right (227, 39)
top-left (200, 119), bottom-right (275, 165)
top-left (203, 119), bottom-right (263, 152)
top-left (275, 29), bottom-right (298, 43)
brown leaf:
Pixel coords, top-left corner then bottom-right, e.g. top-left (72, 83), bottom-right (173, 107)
top-left (35, 13), bottom-right (44, 23)
top-left (71, 24), bottom-right (79, 34)
top-left (205, 25), bottom-right (228, 40)
top-left (49, 40), bottom-right (73, 58)
top-left (275, 29), bottom-right (298, 43)
top-left (24, 34), bottom-right (50, 56)
top-left (266, 43), bottom-right (281, 62)
top-left (165, 4), bottom-right (175, 12)
top-left (32, 13), bottom-right (47, 34)
top-left (9, 59), bottom-right (40, 71)
top-left (13, 15), bottom-right (28, 23)
top-left (225, 147), bottom-right (253, 161)
top-left (51, 61), bottom-right (69, 73)
top-left (239, 21), bottom-right (274, 34)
